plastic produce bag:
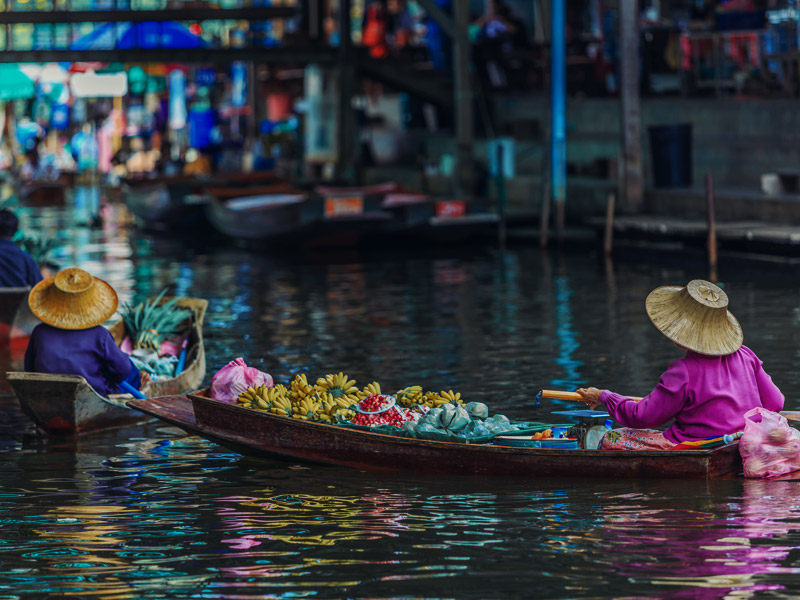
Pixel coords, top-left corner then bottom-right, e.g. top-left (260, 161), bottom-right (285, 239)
top-left (740, 407), bottom-right (800, 479)
top-left (209, 357), bottom-right (273, 404)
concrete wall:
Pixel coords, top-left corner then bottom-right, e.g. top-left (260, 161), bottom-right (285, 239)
top-left (492, 95), bottom-right (800, 190)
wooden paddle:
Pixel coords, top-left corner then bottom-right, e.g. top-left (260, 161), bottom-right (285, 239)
top-left (540, 390), bottom-right (800, 425)
top-left (537, 389), bottom-right (644, 403)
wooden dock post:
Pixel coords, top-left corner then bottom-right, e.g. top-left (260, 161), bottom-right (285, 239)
top-left (603, 191), bottom-right (616, 256)
top-left (706, 172), bottom-right (718, 282)
top-left (539, 180), bottom-right (551, 248)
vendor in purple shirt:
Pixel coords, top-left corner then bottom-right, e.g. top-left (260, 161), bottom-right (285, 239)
top-left (576, 279), bottom-right (785, 450)
top-left (0, 209), bottom-right (43, 288)
top-left (24, 267), bottom-right (150, 397)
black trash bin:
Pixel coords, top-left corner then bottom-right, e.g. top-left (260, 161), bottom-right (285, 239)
top-left (648, 123), bottom-right (692, 188)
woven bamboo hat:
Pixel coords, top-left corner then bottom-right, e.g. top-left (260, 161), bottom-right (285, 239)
top-left (645, 279), bottom-right (743, 356)
top-left (28, 268), bottom-right (118, 330)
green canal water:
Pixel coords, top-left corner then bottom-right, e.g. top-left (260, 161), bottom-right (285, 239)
top-left (2, 194), bottom-right (800, 598)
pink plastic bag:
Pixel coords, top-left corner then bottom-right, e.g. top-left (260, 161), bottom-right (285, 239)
top-left (740, 407), bottom-right (800, 479)
top-left (209, 357), bottom-right (273, 404)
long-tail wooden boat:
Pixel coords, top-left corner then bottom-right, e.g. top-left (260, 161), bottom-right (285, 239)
top-left (123, 172), bottom-right (282, 231)
top-left (380, 194), bottom-right (500, 244)
top-left (127, 390), bottom-right (743, 478)
top-left (0, 287), bottom-right (39, 347)
top-left (122, 174), bottom-right (214, 232)
top-left (204, 192), bottom-right (315, 242)
top-left (7, 297), bottom-right (207, 436)
top-left (20, 179), bottom-right (68, 206)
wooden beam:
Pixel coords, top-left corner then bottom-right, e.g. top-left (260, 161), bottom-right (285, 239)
top-left (0, 6), bottom-right (295, 24)
top-left (336, 0), bottom-right (356, 180)
top-left (619, 0), bottom-right (644, 212)
top-left (0, 47), bottom-right (338, 64)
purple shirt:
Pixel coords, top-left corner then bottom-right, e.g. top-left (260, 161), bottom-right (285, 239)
top-left (24, 324), bottom-right (133, 397)
top-left (599, 345), bottom-right (785, 443)
top-left (0, 239), bottom-right (42, 288)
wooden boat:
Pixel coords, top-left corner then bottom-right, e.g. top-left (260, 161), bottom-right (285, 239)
top-left (124, 172), bottom-right (284, 232)
top-left (380, 194), bottom-right (500, 244)
top-left (204, 192), bottom-right (314, 241)
top-left (20, 179), bottom-right (68, 206)
top-left (127, 390), bottom-right (744, 479)
top-left (0, 287), bottom-right (39, 347)
top-left (122, 174), bottom-right (214, 232)
top-left (6, 297), bottom-right (207, 436)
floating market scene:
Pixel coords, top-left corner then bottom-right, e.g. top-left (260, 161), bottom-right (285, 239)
top-left (6, 0), bottom-right (800, 598)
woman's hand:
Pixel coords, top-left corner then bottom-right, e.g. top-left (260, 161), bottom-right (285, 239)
top-left (140, 372), bottom-right (151, 388)
top-left (576, 387), bottom-right (603, 410)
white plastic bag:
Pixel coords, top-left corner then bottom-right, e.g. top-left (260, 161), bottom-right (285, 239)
top-left (740, 407), bottom-right (800, 479)
top-left (209, 357), bottom-right (273, 404)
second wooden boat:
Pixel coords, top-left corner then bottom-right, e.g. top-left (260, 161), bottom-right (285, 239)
top-left (127, 391), bottom-right (743, 479)
top-left (0, 287), bottom-right (40, 347)
top-left (7, 297), bottom-right (207, 436)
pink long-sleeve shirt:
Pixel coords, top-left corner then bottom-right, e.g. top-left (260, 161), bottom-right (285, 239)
top-left (599, 345), bottom-right (784, 443)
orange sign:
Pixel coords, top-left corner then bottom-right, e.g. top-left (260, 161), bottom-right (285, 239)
top-left (435, 200), bottom-right (467, 218)
top-left (324, 196), bottom-right (364, 218)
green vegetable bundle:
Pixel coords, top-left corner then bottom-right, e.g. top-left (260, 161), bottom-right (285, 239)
top-left (121, 289), bottom-right (192, 351)
top-left (13, 231), bottom-right (58, 267)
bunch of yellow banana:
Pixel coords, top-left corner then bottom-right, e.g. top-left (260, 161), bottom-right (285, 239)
top-left (421, 389), bottom-right (464, 408)
top-left (238, 384), bottom-right (289, 412)
top-left (395, 385), bottom-right (424, 407)
top-left (289, 374), bottom-right (319, 404)
top-left (316, 372), bottom-right (359, 408)
top-left (294, 396), bottom-right (322, 421)
top-left (270, 395), bottom-right (293, 418)
top-left (334, 408), bottom-right (356, 422)
top-left (357, 381), bottom-right (382, 400)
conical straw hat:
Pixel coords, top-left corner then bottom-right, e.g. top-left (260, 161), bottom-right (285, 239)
top-left (645, 279), bottom-right (743, 356)
top-left (28, 268), bottom-right (118, 330)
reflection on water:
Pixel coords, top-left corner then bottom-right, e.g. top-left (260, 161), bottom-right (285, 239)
top-left (2, 194), bottom-right (800, 597)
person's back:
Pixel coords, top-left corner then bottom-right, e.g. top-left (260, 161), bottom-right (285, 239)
top-left (0, 210), bottom-right (42, 288)
top-left (668, 345), bottom-right (784, 441)
top-left (25, 323), bottom-right (131, 397)
top-left (23, 268), bottom-right (145, 398)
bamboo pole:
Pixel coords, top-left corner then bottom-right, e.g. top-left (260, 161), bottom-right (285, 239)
top-left (603, 191), bottom-right (615, 256)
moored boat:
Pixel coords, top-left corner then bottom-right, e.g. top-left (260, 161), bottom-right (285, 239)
top-left (380, 194), bottom-right (500, 244)
top-left (204, 192), bottom-right (313, 242)
top-left (127, 390), bottom-right (743, 479)
top-left (7, 297), bottom-right (207, 436)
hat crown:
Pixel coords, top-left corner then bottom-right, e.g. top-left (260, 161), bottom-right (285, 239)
top-left (686, 279), bottom-right (727, 309)
top-left (54, 268), bottom-right (94, 294)
top-left (645, 279), bottom-right (743, 356)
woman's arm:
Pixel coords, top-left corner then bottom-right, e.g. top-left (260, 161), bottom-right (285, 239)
top-left (581, 360), bottom-right (690, 429)
top-left (756, 361), bottom-right (784, 412)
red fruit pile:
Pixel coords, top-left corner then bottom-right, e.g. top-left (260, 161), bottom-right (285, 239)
top-left (352, 395), bottom-right (408, 428)
top-left (358, 394), bottom-right (394, 413)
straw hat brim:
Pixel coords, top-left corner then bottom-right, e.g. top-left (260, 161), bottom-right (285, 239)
top-left (645, 285), bottom-right (743, 356)
top-left (28, 275), bottom-right (118, 330)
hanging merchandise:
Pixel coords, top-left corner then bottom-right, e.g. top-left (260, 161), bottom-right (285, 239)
top-left (50, 103), bottom-right (69, 131)
top-left (188, 108), bottom-right (215, 149)
top-left (168, 69), bottom-right (187, 130)
top-left (231, 61), bottom-right (247, 108)
top-left (303, 64), bottom-right (338, 163)
top-left (195, 68), bottom-right (216, 87)
top-left (127, 65), bottom-right (147, 95)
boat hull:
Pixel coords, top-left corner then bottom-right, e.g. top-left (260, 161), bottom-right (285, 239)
top-left (0, 287), bottom-right (39, 347)
top-left (129, 392), bottom-right (743, 479)
top-left (7, 297), bottom-right (207, 436)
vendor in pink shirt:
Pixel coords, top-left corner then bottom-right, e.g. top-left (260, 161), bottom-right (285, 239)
top-left (576, 279), bottom-right (784, 451)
